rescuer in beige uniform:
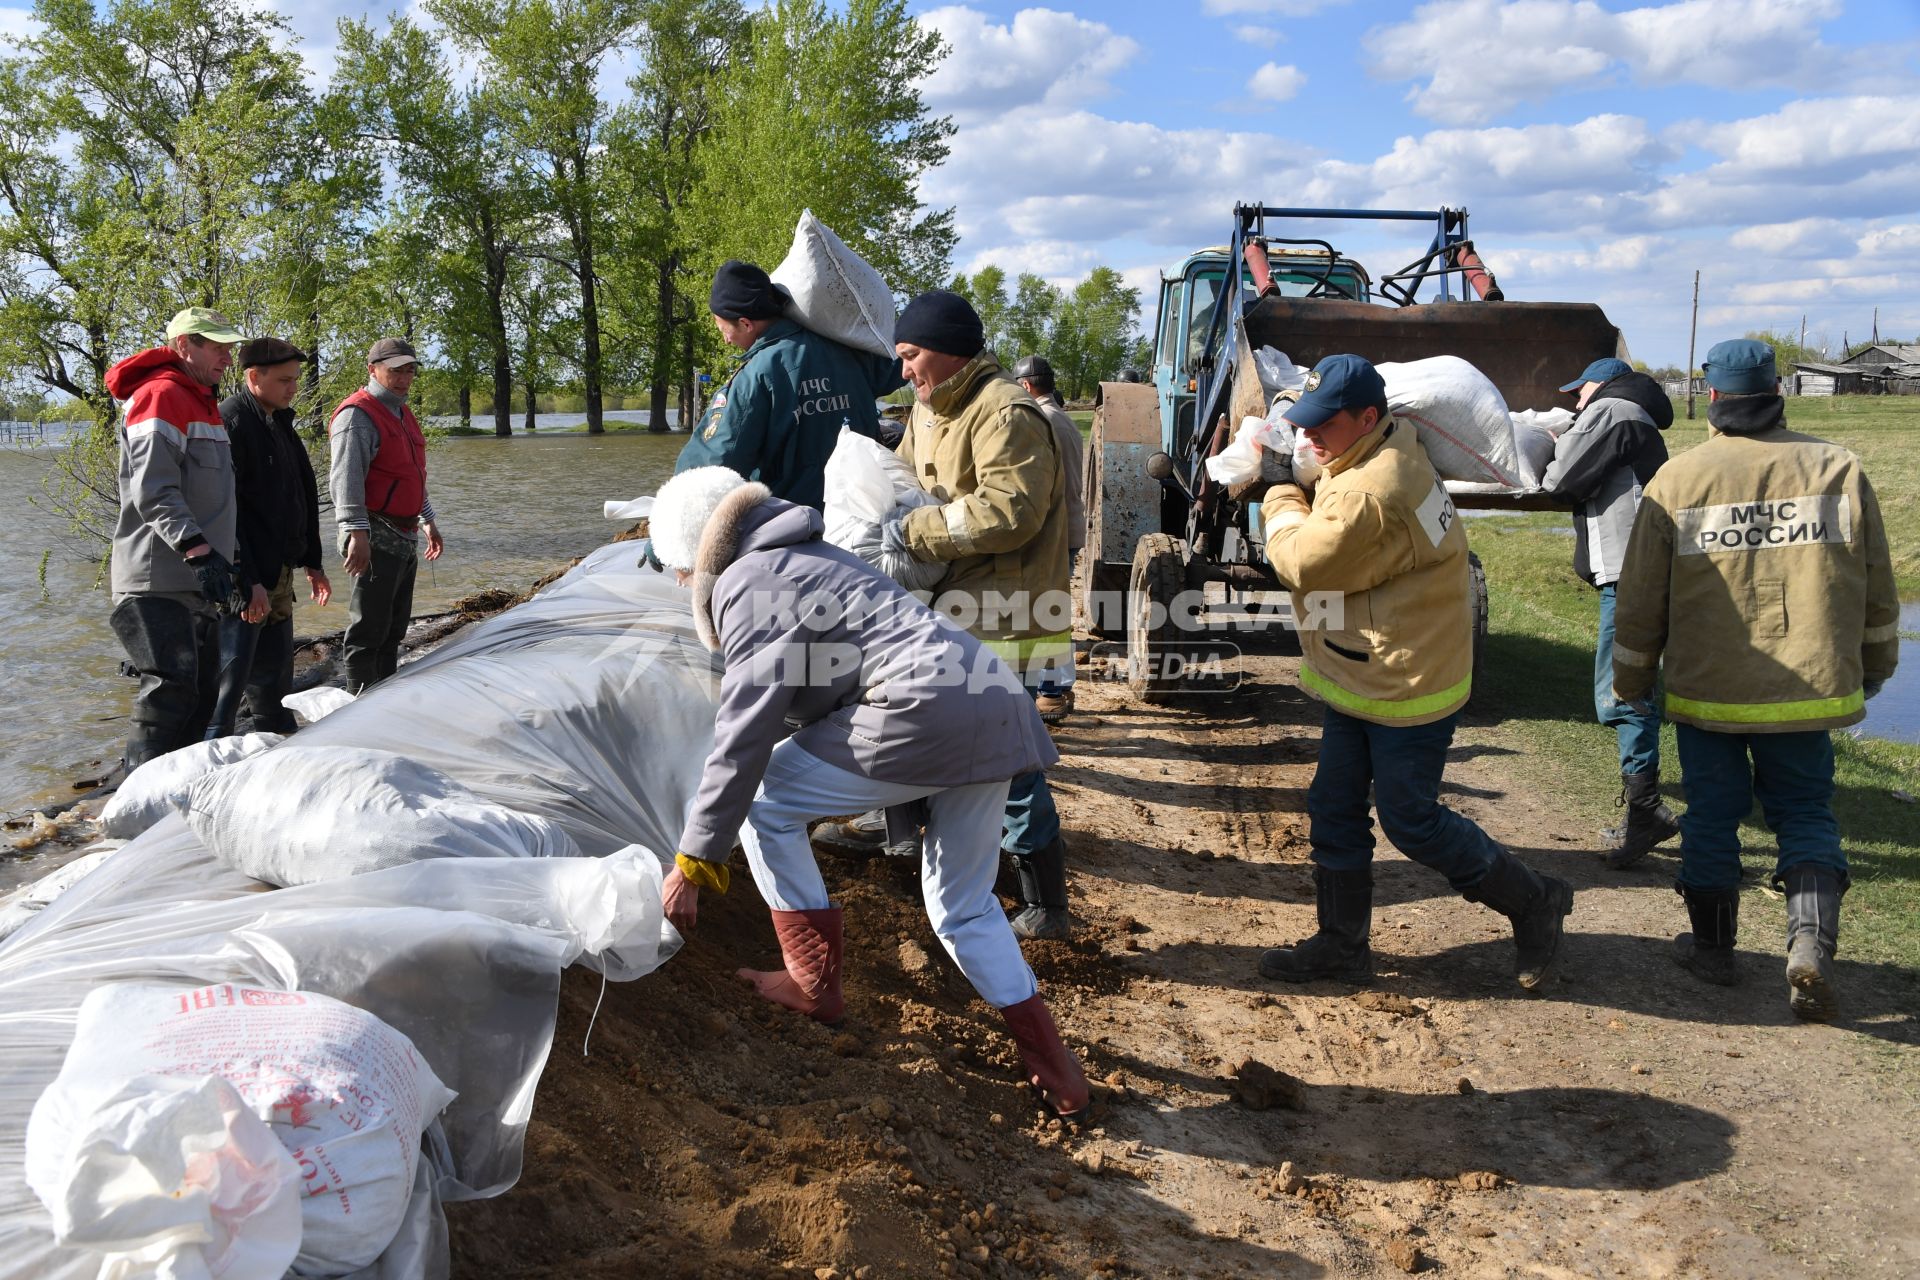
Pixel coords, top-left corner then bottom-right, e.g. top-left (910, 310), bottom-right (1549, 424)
top-left (1258, 355), bottom-right (1574, 990)
top-left (1612, 339), bottom-right (1899, 1018)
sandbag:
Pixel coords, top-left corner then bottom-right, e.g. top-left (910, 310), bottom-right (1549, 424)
top-left (1509, 408), bottom-right (1573, 490)
top-left (26, 981), bottom-right (455, 1277)
top-left (100, 733), bottom-right (284, 839)
top-left (183, 746), bottom-right (579, 887)
top-left (1376, 356), bottom-right (1521, 486)
top-left (821, 427), bottom-right (944, 590)
top-left (770, 210), bottom-right (896, 358)
top-left (283, 686), bottom-right (356, 725)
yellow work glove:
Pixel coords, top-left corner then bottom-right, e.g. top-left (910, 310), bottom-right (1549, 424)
top-left (674, 852), bottom-right (731, 894)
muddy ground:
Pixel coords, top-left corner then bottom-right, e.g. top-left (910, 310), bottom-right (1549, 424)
top-left (445, 639), bottom-right (1920, 1279)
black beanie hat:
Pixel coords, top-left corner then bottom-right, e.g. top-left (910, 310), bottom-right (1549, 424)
top-left (709, 259), bottom-right (790, 321)
top-left (894, 289), bottom-right (984, 358)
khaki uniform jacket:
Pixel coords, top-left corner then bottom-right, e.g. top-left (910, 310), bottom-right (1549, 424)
top-left (898, 351), bottom-right (1072, 672)
top-left (1612, 403), bottom-right (1899, 733)
top-left (1261, 419), bottom-right (1473, 726)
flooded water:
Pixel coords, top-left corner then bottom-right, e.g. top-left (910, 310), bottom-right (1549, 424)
top-left (1857, 601), bottom-right (1920, 745)
top-left (0, 424), bottom-right (686, 810)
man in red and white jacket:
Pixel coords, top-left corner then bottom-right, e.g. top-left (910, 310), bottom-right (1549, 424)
top-left (105, 307), bottom-right (248, 767)
top-left (327, 337), bottom-right (445, 691)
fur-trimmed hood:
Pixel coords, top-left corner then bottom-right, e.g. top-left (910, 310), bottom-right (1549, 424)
top-left (690, 488), bottom-right (823, 650)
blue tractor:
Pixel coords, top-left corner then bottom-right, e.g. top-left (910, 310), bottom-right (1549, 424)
top-left (1082, 204), bottom-right (1627, 700)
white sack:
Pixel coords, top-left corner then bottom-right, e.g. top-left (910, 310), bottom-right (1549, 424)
top-left (1376, 356), bottom-right (1521, 486)
top-left (602, 496), bottom-right (654, 521)
top-left (0, 842), bottom-right (125, 945)
top-left (184, 747), bottom-right (579, 887)
top-left (1253, 347), bottom-right (1311, 400)
top-left (27, 982), bottom-right (454, 1277)
top-left (770, 210), bottom-right (896, 358)
top-left (282, 686), bottom-right (356, 725)
top-left (101, 734), bottom-right (284, 839)
top-left (821, 427), bottom-right (944, 590)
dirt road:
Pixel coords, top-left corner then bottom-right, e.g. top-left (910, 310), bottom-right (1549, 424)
top-left (450, 643), bottom-right (1920, 1278)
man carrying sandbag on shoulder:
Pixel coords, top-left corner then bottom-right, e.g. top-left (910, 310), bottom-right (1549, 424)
top-left (675, 260), bottom-right (904, 510)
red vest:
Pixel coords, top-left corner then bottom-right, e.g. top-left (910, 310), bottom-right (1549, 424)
top-left (336, 389), bottom-right (426, 523)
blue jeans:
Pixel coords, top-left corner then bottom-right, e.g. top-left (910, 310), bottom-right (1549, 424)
top-left (1308, 706), bottom-right (1502, 891)
top-left (1003, 686), bottom-right (1061, 855)
top-left (1674, 724), bottom-right (1845, 893)
top-left (1597, 583), bottom-right (1661, 775)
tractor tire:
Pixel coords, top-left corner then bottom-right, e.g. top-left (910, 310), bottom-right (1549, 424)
top-left (1127, 533), bottom-right (1189, 703)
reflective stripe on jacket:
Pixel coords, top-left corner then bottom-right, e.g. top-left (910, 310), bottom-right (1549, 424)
top-left (106, 347), bottom-right (237, 597)
top-left (1611, 397), bottom-right (1900, 733)
top-left (1262, 418), bottom-right (1473, 726)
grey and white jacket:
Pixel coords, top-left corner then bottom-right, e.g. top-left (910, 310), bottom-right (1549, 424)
top-left (676, 487), bottom-right (1057, 863)
top-left (1540, 370), bottom-right (1674, 587)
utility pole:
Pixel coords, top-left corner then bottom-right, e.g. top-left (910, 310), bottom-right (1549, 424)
top-left (1687, 270), bottom-right (1700, 421)
top-left (1800, 314), bottom-right (1807, 354)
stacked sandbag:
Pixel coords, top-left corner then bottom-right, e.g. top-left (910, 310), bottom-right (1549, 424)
top-left (99, 733), bottom-right (284, 839)
top-left (183, 745), bottom-right (578, 886)
top-left (1376, 356), bottom-right (1523, 486)
top-left (821, 427), bottom-right (945, 590)
top-left (770, 210), bottom-right (896, 358)
top-left (26, 981), bottom-right (454, 1278)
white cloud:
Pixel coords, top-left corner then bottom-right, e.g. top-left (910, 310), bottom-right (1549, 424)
top-left (1364, 0), bottom-right (1906, 126)
top-left (1727, 218), bottom-right (1858, 260)
top-left (0, 5), bottom-right (45, 45)
top-left (919, 6), bottom-right (1141, 125)
top-left (1247, 62), bottom-right (1306, 102)
top-left (1233, 24), bottom-right (1285, 46)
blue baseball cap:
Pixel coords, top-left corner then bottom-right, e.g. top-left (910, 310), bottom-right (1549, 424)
top-left (1703, 339), bottom-right (1777, 393)
top-left (1283, 354), bottom-right (1388, 430)
top-left (1558, 357), bottom-right (1632, 393)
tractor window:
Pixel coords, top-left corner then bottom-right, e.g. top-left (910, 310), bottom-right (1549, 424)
top-left (1156, 280), bottom-right (1180, 370)
top-left (1184, 272), bottom-right (1223, 371)
top-left (1268, 270), bottom-right (1365, 300)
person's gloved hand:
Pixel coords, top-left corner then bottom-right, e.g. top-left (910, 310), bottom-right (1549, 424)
top-left (881, 518), bottom-right (916, 561)
top-left (1261, 436), bottom-right (1294, 487)
top-left (1864, 678), bottom-right (1885, 701)
top-left (188, 550), bottom-right (236, 607)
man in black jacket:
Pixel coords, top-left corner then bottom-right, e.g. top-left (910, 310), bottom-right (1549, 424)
top-left (209, 337), bottom-right (330, 735)
top-left (1541, 357), bottom-right (1681, 867)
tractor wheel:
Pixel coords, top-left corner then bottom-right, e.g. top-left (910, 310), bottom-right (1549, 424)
top-left (1127, 533), bottom-right (1189, 703)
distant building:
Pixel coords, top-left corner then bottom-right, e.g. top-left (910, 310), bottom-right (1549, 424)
top-left (1843, 342), bottom-right (1920, 367)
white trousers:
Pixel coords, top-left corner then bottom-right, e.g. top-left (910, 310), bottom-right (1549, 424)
top-left (737, 741), bottom-right (1037, 1009)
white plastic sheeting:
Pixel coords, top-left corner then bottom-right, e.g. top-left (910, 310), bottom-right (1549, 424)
top-left (0, 546), bottom-right (719, 1279)
top-left (100, 733), bottom-right (284, 840)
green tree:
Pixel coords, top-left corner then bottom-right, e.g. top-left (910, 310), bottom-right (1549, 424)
top-left (950, 265), bottom-right (1012, 355)
top-left (1005, 272), bottom-right (1060, 363)
top-left (1047, 267), bottom-right (1140, 400)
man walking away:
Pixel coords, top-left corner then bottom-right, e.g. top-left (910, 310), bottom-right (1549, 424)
top-left (1012, 354), bottom-right (1086, 724)
top-left (210, 337), bottom-right (330, 735)
top-left (105, 307), bottom-right (247, 767)
top-left (329, 337), bottom-right (443, 692)
top-left (1612, 339), bottom-right (1898, 1019)
top-left (1259, 355), bottom-right (1574, 991)
top-left (1541, 356), bottom-right (1681, 867)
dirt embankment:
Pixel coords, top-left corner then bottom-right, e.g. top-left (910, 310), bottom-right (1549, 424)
top-left (449, 642), bottom-right (1920, 1279)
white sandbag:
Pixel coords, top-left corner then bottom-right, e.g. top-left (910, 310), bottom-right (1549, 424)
top-left (770, 210), bottom-right (896, 358)
top-left (821, 428), bottom-right (944, 590)
top-left (0, 841), bottom-right (124, 944)
top-left (183, 746), bottom-right (578, 887)
top-left (1253, 347), bottom-right (1311, 400)
top-left (283, 686), bottom-right (355, 725)
top-left (1376, 356), bottom-right (1521, 486)
top-left (100, 734), bottom-right (284, 839)
top-left (27, 982), bottom-right (455, 1277)
top-left (1204, 416), bottom-right (1271, 486)
top-left (602, 496), bottom-right (654, 521)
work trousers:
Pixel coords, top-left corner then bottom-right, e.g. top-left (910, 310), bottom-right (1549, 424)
top-left (109, 593), bottom-right (218, 767)
top-left (1596, 583), bottom-right (1661, 775)
top-left (1307, 705), bottom-right (1502, 891)
top-left (741, 742), bottom-right (1037, 1009)
top-left (1674, 724), bottom-right (1845, 894)
top-left (342, 537), bottom-right (418, 692)
top-left (1002, 685), bottom-right (1061, 855)
top-left (208, 567), bottom-right (298, 737)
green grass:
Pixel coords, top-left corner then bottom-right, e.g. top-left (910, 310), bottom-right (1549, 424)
top-left (1463, 395), bottom-right (1920, 971)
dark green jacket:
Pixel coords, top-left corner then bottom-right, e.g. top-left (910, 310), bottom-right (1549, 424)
top-left (675, 319), bottom-right (904, 509)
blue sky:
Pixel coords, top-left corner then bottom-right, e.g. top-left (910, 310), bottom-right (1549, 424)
top-left (5, 0), bottom-right (1914, 367)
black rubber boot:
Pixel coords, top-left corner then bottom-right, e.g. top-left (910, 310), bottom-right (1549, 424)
top-left (1010, 835), bottom-right (1072, 940)
top-left (1465, 849), bottom-right (1574, 990)
top-left (1672, 885), bottom-right (1740, 987)
top-left (240, 616), bottom-right (298, 734)
top-left (1259, 867), bottom-right (1374, 983)
top-left (1782, 868), bottom-right (1843, 1021)
top-left (1603, 770), bottom-right (1681, 869)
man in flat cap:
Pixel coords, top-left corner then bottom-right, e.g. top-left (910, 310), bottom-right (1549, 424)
top-left (1613, 338), bottom-right (1898, 1018)
top-left (1011, 353), bottom-right (1086, 723)
top-left (104, 306), bottom-right (247, 765)
top-left (1259, 354), bottom-right (1574, 992)
top-left (674, 259), bottom-right (904, 510)
top-left (328, 337), bottom-right (442, 692)
top-left (830, 289), bottom-right (1076, 939)
top-left (1540, 356), bottom-right (1681, 868)
top-left (208, 337), bottom-right (330, 735)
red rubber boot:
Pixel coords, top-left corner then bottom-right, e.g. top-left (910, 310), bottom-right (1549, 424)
top-left (737, 907), bottom-right (845, 1024)
top-left (1000, 993), bottom-right (1090, 1120)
